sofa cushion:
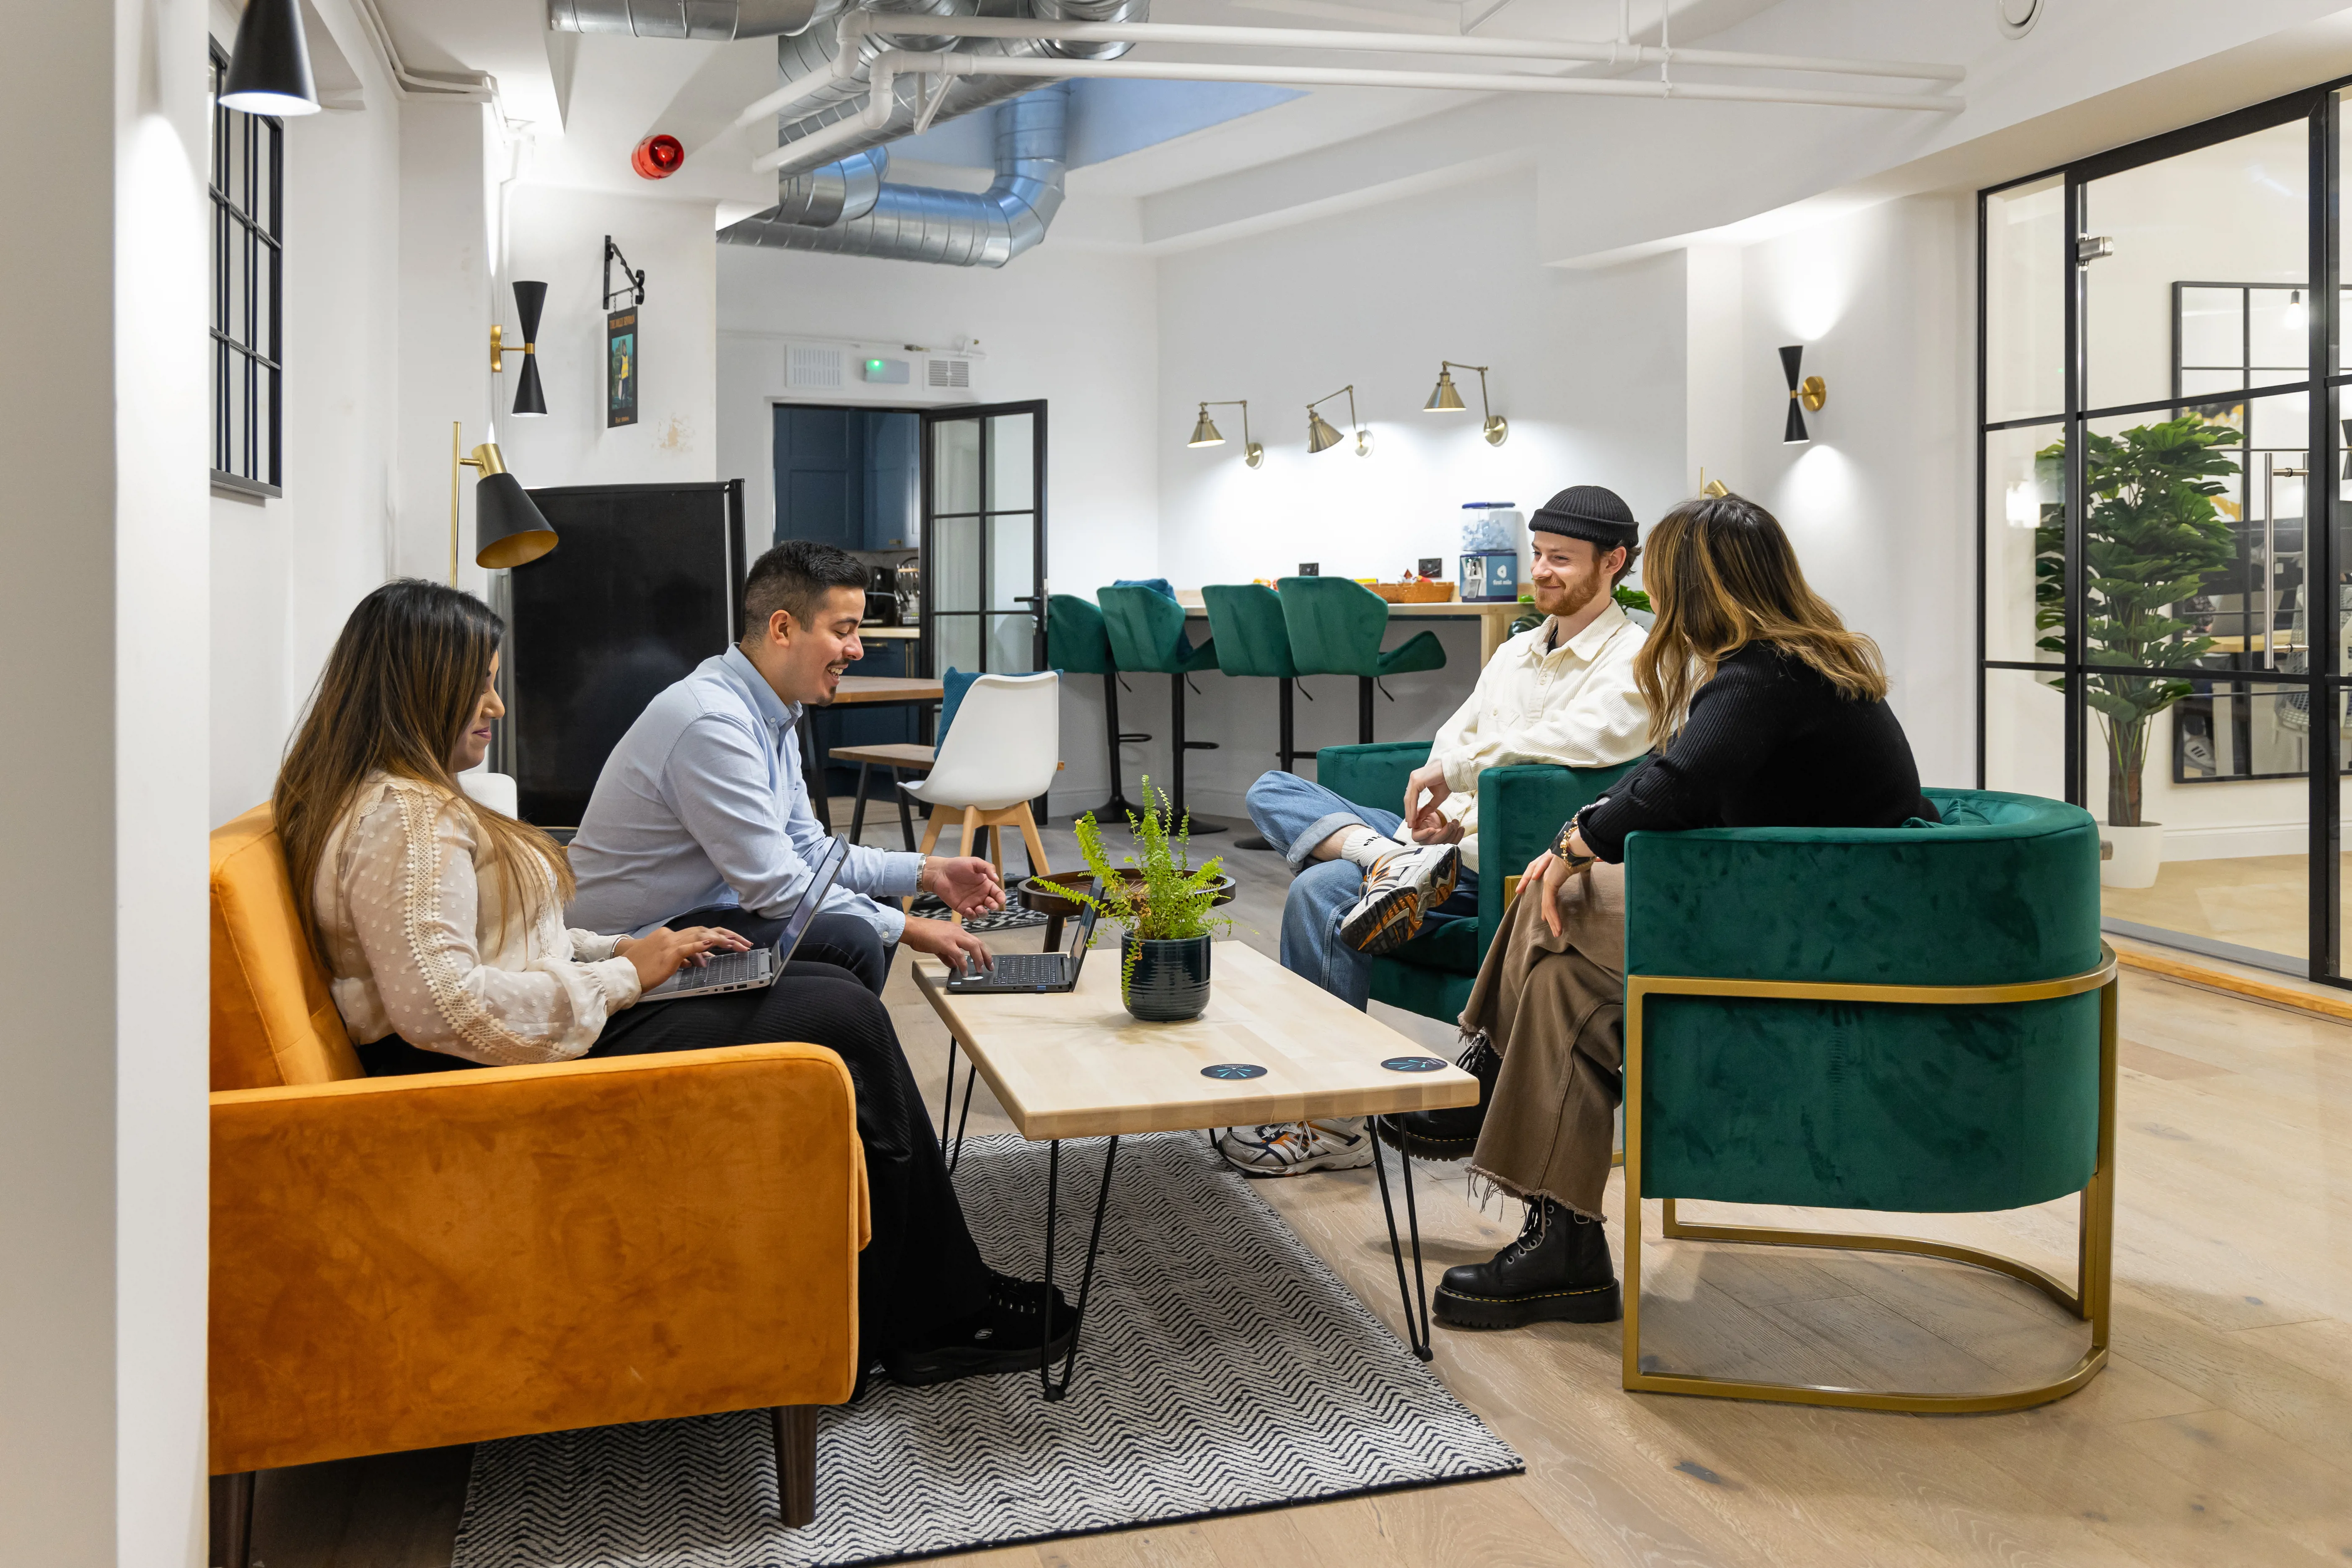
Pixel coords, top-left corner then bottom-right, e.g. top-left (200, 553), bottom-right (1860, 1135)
top-left (212, 804), bottom-right (363, 1090)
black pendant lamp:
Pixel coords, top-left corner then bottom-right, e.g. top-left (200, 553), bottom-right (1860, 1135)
top-left (220, 0), bottom-right (321, 117)
top-left (510, 281), bottom-right (548, 417)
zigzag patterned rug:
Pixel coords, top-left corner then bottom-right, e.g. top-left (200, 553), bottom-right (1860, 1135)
top-left (450, 1130), bottom-right (1523, 1568)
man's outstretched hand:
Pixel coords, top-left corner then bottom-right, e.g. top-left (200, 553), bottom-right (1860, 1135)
top-left (1402, 761), bottom-right (1461, 845)
top-left (921, 855), bottom-right (1006, 917)
top-left (901, 915), bottom-right (994, 975)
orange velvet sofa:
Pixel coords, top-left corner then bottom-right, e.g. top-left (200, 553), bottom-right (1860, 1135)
top-left (207, 805), bottom-right (868, 1563)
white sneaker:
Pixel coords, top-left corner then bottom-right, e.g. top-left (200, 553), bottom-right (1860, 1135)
top-left (1337, 842), bottom-right (1461, 956)
top-left (1217, 1119), bottom-right (1373, 1177)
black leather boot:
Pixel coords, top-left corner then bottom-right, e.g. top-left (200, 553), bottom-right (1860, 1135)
top-left (1434, 1197), bottom-right (1620, 1329)
top-left (1379, 1032), bottom-right (1501, 1161)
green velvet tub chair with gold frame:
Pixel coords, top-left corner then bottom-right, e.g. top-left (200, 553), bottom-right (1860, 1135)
top-left (1621, 787), bottom-right (2117, 1413)
top-left (1315, 741), bottom-right (1644, 1022)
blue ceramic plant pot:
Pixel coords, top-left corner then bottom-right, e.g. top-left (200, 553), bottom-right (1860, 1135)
top-left (1121, 934), bottom-right (1212, 1022)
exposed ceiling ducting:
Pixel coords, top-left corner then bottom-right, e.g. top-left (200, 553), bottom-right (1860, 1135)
top-left (723, 82), bottom-right (1067, 268)
top-left (547, 0), bottom-right (842, 41)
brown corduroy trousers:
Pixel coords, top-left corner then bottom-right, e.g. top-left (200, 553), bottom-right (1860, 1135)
top-left (1461, 863), bottom-right (1627, 1221)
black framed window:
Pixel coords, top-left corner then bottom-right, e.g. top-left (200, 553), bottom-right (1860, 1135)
top-left (1977, 84), bottom-right (2349, 983)
top-left (210, 40), bottom-right (284, 497)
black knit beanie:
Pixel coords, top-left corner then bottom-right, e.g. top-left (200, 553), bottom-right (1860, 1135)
top-left (1528, 485), bottom-right (1638, 553)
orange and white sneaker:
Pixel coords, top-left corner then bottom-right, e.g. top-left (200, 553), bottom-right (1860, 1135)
top-left (1337, 842), bottom-right (1460, 956)
top-left (1217, 1119), bottom-right (1373, 1177)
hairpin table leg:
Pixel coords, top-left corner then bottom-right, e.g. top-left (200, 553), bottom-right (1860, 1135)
top-left (1368, 1115), bottom-right (1434, 1361)
top-left (1040, 1136), bottom-right (1121, 1402)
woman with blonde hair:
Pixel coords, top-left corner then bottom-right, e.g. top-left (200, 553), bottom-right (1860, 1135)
top-left (1380, 494), bottom-right (1940, 1332)
top-left (277, 579), bottom-right (1072, 1389)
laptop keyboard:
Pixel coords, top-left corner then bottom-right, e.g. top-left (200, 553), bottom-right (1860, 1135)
top-left (964, 952), bottom-right (1065, 985)
top-left (673, 949), bottom-right (762, 990)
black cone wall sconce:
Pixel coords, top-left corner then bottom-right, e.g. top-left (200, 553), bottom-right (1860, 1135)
top-left (1780, 345), bottom-right (1827, 444)
top-left (492, 281), bottom-right (549, 418)
top-left (450, 423), bottom-right (559, 583)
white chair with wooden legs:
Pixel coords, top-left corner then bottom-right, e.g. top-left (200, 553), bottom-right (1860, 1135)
top-left (901, 672), bottom-right (1062, 907)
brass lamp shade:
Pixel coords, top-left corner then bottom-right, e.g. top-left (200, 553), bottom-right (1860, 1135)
top-left (1188, 405), bottom-right (1225, 447)
top-left (1306, 409), bottom-right (1345, 454)
top-left (1424, 370), bottom-right (1467, 413)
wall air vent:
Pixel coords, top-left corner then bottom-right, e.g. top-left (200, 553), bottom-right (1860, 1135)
top-left (787, 344), bottom-right (844, 389)
top-left (925, 357), bottom-right (972, 391)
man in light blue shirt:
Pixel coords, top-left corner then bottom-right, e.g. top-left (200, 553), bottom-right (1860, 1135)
top-left (568, 540), bottom-right (1003, 992)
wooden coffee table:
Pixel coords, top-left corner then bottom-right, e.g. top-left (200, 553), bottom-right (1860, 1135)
top-left (911, 940), bottom-right (1478, 1397)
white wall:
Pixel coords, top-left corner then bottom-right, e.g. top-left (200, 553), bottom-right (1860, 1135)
top-left (1150, 168), bottom-right (1689, 818)
top-left (2, 0), bottom-right (211, 1562)
top-left (497, 185), bottom-right (720, 488)
top-left (209, 0), bottom-right (406, 825)
top-left (1714, 194), bottom-right (1978, 790)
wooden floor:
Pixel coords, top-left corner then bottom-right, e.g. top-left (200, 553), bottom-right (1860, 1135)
top-left (2099, 850), bottom-right (2346, 964)
top-left (249, 809), bottom-right (2352, 1567)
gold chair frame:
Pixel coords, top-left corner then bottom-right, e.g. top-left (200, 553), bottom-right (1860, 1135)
top-left (1622, 946), bottom-right (2119, 1414)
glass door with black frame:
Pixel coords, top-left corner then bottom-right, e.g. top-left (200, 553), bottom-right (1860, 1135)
top-left (922, 402), bottom-right (1046, 679)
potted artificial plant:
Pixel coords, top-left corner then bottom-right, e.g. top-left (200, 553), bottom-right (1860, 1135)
top-left (1072, 780), bottom-right (1231, 1022)
top-left (2035, 414), bottom-right (2242, 888)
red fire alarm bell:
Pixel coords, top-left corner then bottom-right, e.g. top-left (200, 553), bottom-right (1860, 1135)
top-left (632, 135), bottom-right (685, 180)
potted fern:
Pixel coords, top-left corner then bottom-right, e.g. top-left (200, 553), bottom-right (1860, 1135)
top-left (1072, 779), bottom-right (1231, 1022)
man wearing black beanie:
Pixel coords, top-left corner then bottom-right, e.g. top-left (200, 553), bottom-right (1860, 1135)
top-left (1221, 484), bottom-right (1652, 1179)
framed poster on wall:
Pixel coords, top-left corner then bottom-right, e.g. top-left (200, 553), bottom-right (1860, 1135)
top-left (606, 308), bottom-right (637, 428)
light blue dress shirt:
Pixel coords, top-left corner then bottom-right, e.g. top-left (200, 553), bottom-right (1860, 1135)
top-left (566, 646), bottom-right (924, 941)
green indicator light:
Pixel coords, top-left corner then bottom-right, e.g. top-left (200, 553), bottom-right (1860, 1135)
top-left (868, 360), bottom-right (885, 372)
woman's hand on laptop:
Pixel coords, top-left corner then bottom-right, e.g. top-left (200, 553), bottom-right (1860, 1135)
top-left (920, 855), bottom-right (1007, 917)
top-left (902, 916), bottom-right (994, 974)
top-left (616, 926), bottom-right (754, 991)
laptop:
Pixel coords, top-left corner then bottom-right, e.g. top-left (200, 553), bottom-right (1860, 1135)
top-left (638, 838), bottom-right (849, 1003)
top-left (946, 892), bottom-right (1100, 994)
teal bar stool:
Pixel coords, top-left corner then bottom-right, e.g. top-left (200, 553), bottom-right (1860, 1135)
top-left (1097, 584), bottom-right (1223, 832)
top-left (1276, 576), bottom-right (1448, 743)
top-left (1202, 583), bottom-right (1314, 851)
top-left (1047, 593), bottom-right (1147, 820)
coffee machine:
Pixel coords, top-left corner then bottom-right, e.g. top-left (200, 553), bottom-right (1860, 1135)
top-left (863, 564), bottom-right (898, 626)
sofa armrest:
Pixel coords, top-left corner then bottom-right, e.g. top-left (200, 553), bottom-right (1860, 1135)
top-left (1316, 741), bottom-right (1432, 816)
top-left (210, 1042), bottom-right (867, 1475)
top-left (1474, 758), bottom-right (1647, 944)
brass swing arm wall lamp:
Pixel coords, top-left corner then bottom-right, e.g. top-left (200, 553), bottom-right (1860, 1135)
top-left (1188, 400), bottom-right (1264, 468)
top-left (449, 423), bottom-right (560, 586)
top-left (1306, 385), bottom-right (1370, 456)
top-left (1425, 361), bottom-right (1507, 446)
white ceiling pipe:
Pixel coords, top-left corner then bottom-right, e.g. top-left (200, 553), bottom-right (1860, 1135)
top-left (855, 14), bottom-right (1966, 81)
top-left (750, 47), bottom-right (1961, 171)
top-left (733, 11), bottom-right (1963, 126)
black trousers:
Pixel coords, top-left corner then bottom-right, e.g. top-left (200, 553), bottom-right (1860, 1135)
top-left (669, 905), bottom-right (890, 998)
top-left (356, 959), bottom-right (992, 1362)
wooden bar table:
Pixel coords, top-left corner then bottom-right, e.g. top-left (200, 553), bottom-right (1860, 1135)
top-left (912, 939), bottom-right (1477, 1395)
top-left (797, 674), bottom-right (943, 832)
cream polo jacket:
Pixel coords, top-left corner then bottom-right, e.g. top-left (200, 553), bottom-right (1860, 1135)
top-left (1426, 599), bottom-right (1651, 871)
top-left (313, 774), bottom-right (642, 1066)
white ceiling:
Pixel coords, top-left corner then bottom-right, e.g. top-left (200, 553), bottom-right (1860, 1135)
top-left (373, 0), bottom-right (1775, 209)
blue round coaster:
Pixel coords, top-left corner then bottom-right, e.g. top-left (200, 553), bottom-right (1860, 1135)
top-left (1201, 1063), bottom-right (1267, 1080)
top-left (1382, 1055), bottom-right (1447, 1073)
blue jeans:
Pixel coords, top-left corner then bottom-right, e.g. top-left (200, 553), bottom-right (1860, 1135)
top-left (1243, 771), bottom-right (1478, 1012)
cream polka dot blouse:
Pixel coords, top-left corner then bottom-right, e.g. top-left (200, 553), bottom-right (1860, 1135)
top-left (313, 774), bottom-right (642, 1066)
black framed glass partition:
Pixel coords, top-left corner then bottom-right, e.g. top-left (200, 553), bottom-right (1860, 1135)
top-left (1978, 86), bottom-right (2349, 981)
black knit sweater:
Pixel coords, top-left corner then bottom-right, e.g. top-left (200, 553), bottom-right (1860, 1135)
top-left (1576, 643), bottom-right (1938, 863)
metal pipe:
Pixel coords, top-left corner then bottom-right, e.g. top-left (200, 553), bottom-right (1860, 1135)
top-left (751, 48), bottom-right (1960, 174)
top-left (830, 14), bottom-right (1966, 80)
top-left (548, 0), bottom-right (841, 39)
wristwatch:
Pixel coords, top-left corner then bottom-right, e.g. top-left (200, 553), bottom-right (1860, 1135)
top-left (1552, 813), bottom-right (1597, 870)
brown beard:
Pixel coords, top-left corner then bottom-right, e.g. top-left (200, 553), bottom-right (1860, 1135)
top-left (1533, 570), bottom-right (1603, 619)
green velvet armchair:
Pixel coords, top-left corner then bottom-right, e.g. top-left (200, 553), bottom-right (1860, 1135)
top-left (1622, 787), bottom-right (2117, 1413)
top-left (1316, 741), bottom-right (1645, 1023)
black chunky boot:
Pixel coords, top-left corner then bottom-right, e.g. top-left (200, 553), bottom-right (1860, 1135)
top-left (1434, 1197), bottom-right (1621, 1329)
top-left (1378, 1032), bottom-right (1501, 1161)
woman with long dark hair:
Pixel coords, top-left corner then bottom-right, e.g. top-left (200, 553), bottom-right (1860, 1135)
top-left (1380, 494), bottom-right (1940, 1332)
top-left (278, 579), bottom-right (1070, 1388)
